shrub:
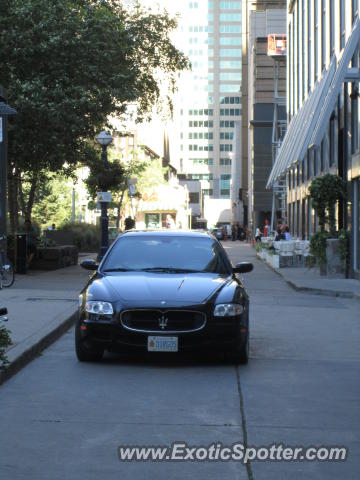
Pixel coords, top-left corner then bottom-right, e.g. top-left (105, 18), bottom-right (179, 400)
top-left (0, 325), bottom-right (12, 370)
top-left (309, 231), bottom-right (329, 266)
top-left (60, 222), bottom-right (100, 252)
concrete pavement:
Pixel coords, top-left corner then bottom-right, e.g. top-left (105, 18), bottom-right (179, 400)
top-left (228, 240), bottom-right (360, 300)
top-left (0, 242), bottom-right (359, 385)
top-left (0, 242), bottom-right (358, 479)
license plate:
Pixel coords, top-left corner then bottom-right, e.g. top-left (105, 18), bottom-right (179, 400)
top-left (147, 336), bottom-right (178, 352)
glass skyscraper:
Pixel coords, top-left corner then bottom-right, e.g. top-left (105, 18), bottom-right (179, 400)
top-left (170, 1), bottom-right (242, 224)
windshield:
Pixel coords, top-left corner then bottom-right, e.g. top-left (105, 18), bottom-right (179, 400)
top-left (101, 235), bottom-right (231, 274)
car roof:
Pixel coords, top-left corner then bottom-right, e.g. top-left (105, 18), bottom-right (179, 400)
top-left (120, 229), bottom-right (214, 239)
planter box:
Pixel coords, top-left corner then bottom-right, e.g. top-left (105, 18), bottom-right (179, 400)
top-left (324, 238), bottom-right (345, 277)
top-left (272, 254), bottom-right (280, 269)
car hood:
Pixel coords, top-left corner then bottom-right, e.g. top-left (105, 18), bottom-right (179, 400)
top-left (92, 272), bottom-right (229, 307)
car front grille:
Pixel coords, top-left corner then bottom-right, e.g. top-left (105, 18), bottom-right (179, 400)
top-left (120, 309), bottom-right (207, 333)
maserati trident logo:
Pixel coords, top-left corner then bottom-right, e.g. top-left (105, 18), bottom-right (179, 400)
top-left (158, 315), bottom-right (168, 330)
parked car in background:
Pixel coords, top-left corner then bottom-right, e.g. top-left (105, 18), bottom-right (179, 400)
top-left (76, 230), bottom-right (253, 364)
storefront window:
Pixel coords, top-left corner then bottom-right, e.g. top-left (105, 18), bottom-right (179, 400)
top-left (145, 213), bottom-right (160, 229)
top-left (357, 180), bottom-right (360, 270)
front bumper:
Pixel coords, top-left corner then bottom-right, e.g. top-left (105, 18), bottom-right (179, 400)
top-left (78, 312), bottom-right (248, 354)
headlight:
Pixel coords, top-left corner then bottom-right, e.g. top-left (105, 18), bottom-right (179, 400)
top-left (85, 301), bottom-right (113, 315)
top-left (213, 303), bottom-right (243, 317)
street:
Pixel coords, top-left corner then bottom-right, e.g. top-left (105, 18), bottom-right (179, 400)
top-left (0, 243), bottom-right (359, 479)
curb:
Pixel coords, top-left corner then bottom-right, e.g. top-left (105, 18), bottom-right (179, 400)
top-left (0, 311), bottom-right (77, 386)
top-left (256, 253), bottom-right (360, 301)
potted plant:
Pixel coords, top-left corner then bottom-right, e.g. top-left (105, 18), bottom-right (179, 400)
top-left (308, 174), bottom-right (346, 276)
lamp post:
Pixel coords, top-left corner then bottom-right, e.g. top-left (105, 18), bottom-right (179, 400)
top-left (97, 130), bottom-right (112, 260)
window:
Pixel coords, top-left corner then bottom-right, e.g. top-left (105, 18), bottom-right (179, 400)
top-left (329, 117), bottom-right (336, 166)
top-left (220, 13), bottom-right (241, 22)
top-left (220, 96), bottom-right (241, 104)
top-left (301, 159), bottom-right (305, 183)
top-left (353, 0), bottom-right (359, 21)
top-left (220, 108), bottom-right (241, 115)
top-left (314, 0), bottom-right (319, 81)
top-left (220, 48), bottom-right (242, 57)
top-left (330, 0), bottom-right (335, 57)
top-left (220, 25), bottom-right (241, 33)
top-left (313, 149), bottom-right (317, 176)
top-left (296, 0), bottom-right (300, 111)
top-left (307, 150), bottom-right (311, 180)
top-left (220, 158), bottom-right (232, 165)
top-left (320, 139), bottom-right (325, 170)
top-left (220, 120), bottom-right (235, 128)
top-left (190, 158), bottom-right (213, 166)
top-left (189, 144), bottom-right (214, 152)
top-left (189, 192), bottom-right (200, 204)
top-left (220, 144), bottom-right (233, 152)
top-left (340, 0), bottom-right (345, 49)
top-left (184, 173), bottom-right (213, 181)
top-left (302, 0), bottom-right (306, 99)
top-left (220, 1), bottom-right (241, 8)
top-left (220, 84), bottom-right (241, 93)
top-left (189, 120), bottom-right (214, 128)
top-left (202, 189), bottom-right (213, 196)
top-left (288, 170), bottom-right (292, 190)
top-left (220, 72), bottom-right (241, 81)
top-left (220, 60), bottom-right (241, 69)
top-left (220, 174), bottom-right (231, 198)
top-left (208, 1), bottom-right (214, 9)
top-left (321, 0), bottom-right (326, 70)
top-left (188, 109), bottom-right (214, 116)
top-left (189, 2), bottom-right (198, 8)
top-left (307, 0), bottom-right (311, 92)
top-left (220, 132), bottom-right (234, 140)
top-left (220, 37), bottom-right (241, 46)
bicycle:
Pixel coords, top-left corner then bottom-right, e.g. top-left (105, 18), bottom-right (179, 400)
top-left (0, 235), bottom-right (15, 288)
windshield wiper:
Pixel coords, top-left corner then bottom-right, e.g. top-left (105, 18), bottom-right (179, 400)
top-left (102, 268), bottom-right (135, 272)
top-left (140, 267), bottom-right (204, 273)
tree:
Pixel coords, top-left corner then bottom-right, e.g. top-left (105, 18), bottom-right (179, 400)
top-left (0, 0), bottom-right (189, 231)
top-left (308, 174), bottom-right (345, 235)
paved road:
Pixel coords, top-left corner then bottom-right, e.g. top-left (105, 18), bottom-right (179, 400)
top-left (0, 243), bottom-right (359, 479)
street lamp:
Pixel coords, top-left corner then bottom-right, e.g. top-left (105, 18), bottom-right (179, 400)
top-left (96, 130), bottom-right (112, 260)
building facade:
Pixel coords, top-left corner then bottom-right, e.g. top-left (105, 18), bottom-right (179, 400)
top-left (170, 0), bottom-right (243, 228)
top-left (267, 0), bottom-right (360, 276)
top-left (241, 1), bottom-right (287, 235)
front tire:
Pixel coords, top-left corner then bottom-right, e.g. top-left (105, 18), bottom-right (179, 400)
top-left (75, 317), bottom-right (104, 362)
top-left (231, 333), bottom-right (249, 364)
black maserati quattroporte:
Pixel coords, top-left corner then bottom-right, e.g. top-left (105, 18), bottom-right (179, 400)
top-left (76, 230), bottom-right (253, 363)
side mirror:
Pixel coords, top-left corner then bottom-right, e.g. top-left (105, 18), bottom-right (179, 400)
top-left (80, 259), bottom-right (98, 271)
top-left (233, 262), bottom-right (253, 274)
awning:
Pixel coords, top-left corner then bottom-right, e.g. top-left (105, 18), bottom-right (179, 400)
top-left (266, 58), bottom-right (336, 188)
top-left (309, 16), bottom-right (360, 149)
top-left (267, 16), bottom-right (360, 188)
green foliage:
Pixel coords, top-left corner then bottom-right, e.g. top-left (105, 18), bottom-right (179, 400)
top-left (61, 222), bottom-right (100, 252)
top-left (308, 174), bottom-right (345, 234)
top-left (0, 0), bottom-right (189, 222)
top-left (309, 231), bottom-right (329, 266)
top-left (255, 242), bottom-right (262, 253)
top-left (0, 326), bottom-right (12, 370)
top-left (84, 156), bottom-right (124, 198)
top-left (30, 174), bottom-right (74, 228)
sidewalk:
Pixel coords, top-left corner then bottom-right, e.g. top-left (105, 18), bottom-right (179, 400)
top-left (251, 248), bottom-right (360, 300)
top-left (0, 253), bottom-right (95, 384)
